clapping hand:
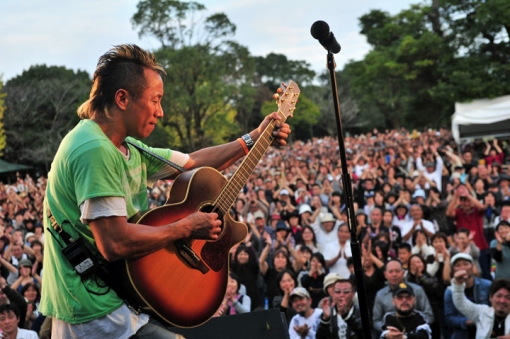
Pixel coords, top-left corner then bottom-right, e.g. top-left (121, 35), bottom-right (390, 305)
top-left (385, 326), bottom-right (405, 339)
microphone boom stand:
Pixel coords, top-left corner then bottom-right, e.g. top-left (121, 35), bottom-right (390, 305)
top-left (326, 51), bottom-right (372, 339)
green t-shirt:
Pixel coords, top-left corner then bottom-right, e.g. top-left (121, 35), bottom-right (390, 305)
top-left (40, 119), bottom-right (173, 324)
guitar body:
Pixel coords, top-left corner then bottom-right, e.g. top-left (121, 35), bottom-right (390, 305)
top-left (123, 167), bottom-right (248, 327)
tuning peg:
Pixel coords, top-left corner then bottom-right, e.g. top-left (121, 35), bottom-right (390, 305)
top-left (273, 93), bottom-right (280, 99)
top-left (277, 88), bottom-right (283, 94)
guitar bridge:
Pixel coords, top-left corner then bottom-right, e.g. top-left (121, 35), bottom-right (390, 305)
top-left (174, 240), bottom-right (210, 274)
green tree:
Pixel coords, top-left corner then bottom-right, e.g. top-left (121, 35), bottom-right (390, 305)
top-left (3, 66), bottom-right (90, 169)
top-left (344, 0), bottom-right (510, 131)
top-left (254, 53), bottom-right (316, 91)
top-left (0, 77), bottom-right (6, 156)
top-left (133, 0), bottom-right (256, 151)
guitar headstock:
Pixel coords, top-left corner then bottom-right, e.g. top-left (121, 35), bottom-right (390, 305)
top-left (273, 81), bottom-right (300, 119)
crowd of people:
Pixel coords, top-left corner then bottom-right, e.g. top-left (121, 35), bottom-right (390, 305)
top-left (2, 127), bottom-right (510, 338)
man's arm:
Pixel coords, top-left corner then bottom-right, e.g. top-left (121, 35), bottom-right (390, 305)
top-left (184, 112), bottom-right (290, 171)
top-left (451, 270), bottom-right (488, 324)
top-left (89, 212), bottom-right (221, 261)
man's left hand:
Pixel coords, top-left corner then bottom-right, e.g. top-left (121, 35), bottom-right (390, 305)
top-left (258, 112), bottom-right (291, 147)
top-left (293, 324), bottom-right (310, 338)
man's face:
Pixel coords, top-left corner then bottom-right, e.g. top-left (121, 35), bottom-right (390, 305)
top-left (312, 185), bottom-right (321, 196)
top-left (453, 259), bottom-right (473, 278)
top-left (410, 205), bottom-right (422, 220)
top-left (456, 232), bottom-right (469, 248)
top-left (392, 293), bottom-right (415, 316)
top-left (124, 68), bottom-right (164, 139)
top-left (463, 152), bottom-right (472, 163)
top-left (322, 221), bottom-right (335, 233)
top-left (11, 245), bottom-right (23, 260)
top-left (254, 217), bottom-right (265, 231)
top-left (497, 225), bottom-right (510, 240)
top-left (384, 261), bottom-right (405, 286)
top-left (0, 310), bottom-right (18, 335)
top-left (383, 212), bottom-right (393, 224)
top-left (370, 209), bottom-right (382, 225)
top-left (291, 296), bottom-right (311, 316)
top-left (398, 249), bottom-right (411, 265)
top-left (490, 288), bottom-right (510, 318)
top-left (332, 281), bottom-right (355, 310)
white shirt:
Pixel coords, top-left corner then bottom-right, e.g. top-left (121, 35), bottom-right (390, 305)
top-left (15, 328), bottom-right (39, 339)
top-left (310, 220), bottom-right (341, 248)
top-left (401, 219), bottom-right (436, 245)
top-left (323, 241), bottom-right (352, 278)
top-left (288, 308), bottom-right (322, 339)
top-left (416, 156), bottom-right (444, 192)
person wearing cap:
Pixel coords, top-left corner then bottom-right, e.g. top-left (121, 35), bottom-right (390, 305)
top-left (446, 184), bottom-right (491, 280)
top-left (373, 260), bottom-right (434, 335)
top-left (11, 259), bottom-right (40, 295)
top-left (322, 273), bottom-right (343, 298)
top-left (287, 287), bottom-right (322, 339)
top-left (310, 212), bottom-right (340, 248)
top-left (275, 187), bottom-right (297, 222)
top-left (250, 210), bottom-right (275, 255)
top-left (380, 282), bottom-right (432, 339)
top-left (298, 204), bottom-right (313, 228)
top-left (415, 145), bottom-right (443, 192)
top-left (316, 279), bottom-right (362, 339)
top-left (401, 205), bottom-right (435, 245)
top-left (491, 221), bottom-right (510, 279)
top-left (444, 253), bottom-right (491, 339)
top-left (451, 273), bottom-right (510, 338)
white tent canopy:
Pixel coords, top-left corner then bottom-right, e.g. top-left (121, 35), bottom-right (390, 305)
top-left (452, 94), bottom-right (510, 143)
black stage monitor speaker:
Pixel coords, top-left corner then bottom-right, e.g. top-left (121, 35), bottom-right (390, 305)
top-left (168, 309), bottom-right (290, 339)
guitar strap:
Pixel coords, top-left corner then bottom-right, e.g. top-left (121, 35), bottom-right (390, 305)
top-left (125, 140), bottom-right (186, 174)
top-left (46, 205), bottom-right (145, 313)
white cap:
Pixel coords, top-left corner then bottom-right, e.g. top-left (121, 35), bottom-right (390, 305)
top-left (299, 204), bottom-right (312, 215)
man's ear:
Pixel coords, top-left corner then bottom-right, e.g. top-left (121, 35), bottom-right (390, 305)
top-left (114, 89), bottom-right (130, 111)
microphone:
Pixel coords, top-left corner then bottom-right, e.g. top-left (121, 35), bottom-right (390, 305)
top-left (310, 20), bottom-right (341, 54)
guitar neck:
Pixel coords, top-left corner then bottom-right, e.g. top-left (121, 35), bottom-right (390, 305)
top-left (213, 81), bottom-right (300, 216)
top-left (214, 112), bottom-right (287, 215)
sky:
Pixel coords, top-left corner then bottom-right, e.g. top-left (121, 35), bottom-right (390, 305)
top-left (1, 0), bottom-right (420, 82)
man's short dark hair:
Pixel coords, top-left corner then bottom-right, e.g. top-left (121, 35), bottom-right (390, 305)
top-left (0, 303), bottom-right (20, 319)
top-left (490, 278), bottom-right (510, 297)
top-left (384, 259), bottom-right (403, 271)
top-left (77, 44), bottom-right (166, 120)
top-left (398, 243), bottom-right (412, 253)
top-left (458, 228), bottom-right (470, 237)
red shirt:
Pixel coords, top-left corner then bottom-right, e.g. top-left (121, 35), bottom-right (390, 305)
top-left (454, 207), bottom-right (488, 250)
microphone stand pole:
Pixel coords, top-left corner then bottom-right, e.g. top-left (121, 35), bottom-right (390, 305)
top-left (325, 51), bottom-right (372, 339)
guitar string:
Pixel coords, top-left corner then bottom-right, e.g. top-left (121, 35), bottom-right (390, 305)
top-left (214, 87), bottom-right (298, 214)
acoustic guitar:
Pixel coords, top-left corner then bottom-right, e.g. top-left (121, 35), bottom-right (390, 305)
top-left (121, 81), bottom-right (300, 327)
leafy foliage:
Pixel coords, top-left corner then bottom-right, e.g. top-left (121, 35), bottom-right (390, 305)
top-left (3, 65), bottom-right (90, 168)
top-left (344, 0), bottom-right (510, 130)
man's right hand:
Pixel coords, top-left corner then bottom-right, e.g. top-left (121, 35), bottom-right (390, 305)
top-left (319, 297), bottom-right (332, 320)
top-left (185, 211), bottom-right (222, 240)
top-left (453, 269), bottom-right (468, 285)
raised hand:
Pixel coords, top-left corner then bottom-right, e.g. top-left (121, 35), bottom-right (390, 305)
top-left (453, 269), bottom-right (468, 285)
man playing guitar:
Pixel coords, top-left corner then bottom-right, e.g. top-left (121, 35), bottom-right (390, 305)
top-left (40, 44), bottom-right (291, 339)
